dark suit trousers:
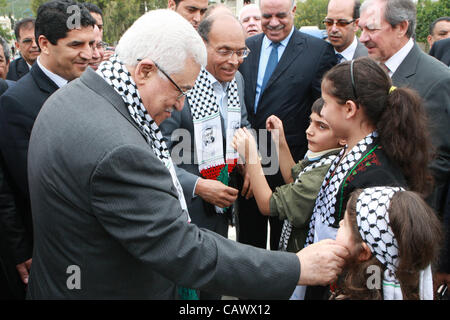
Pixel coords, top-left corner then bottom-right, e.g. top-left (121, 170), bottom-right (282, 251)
top-left (235, 174), bottom-right (282, 250)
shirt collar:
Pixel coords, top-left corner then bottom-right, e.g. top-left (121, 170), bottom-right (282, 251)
top-left (335, 36), bottom-right (358, 61)
top-left (384, 38), bottom-right (414, 77)
top-left (262, 26), bottom-right (295, 49)
top-left (36, 57), bottom-right (68, 88)
top-left (205, 69), bottom-right (230, 93)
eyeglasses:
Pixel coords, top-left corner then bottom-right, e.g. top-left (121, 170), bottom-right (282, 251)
top-left (322, 18), bottom-right (355, 27)
top-left (136, 59), bottom-right (189, 100)
top-left (97, 41), bottom-right (108, 50)
top-left (215, 48), bottom-right (250, 59)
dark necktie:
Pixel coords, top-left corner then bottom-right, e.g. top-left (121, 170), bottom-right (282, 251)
top-left (335, 53), bottom-right (344, 63)
top-left (256, 42), bottom-right (280, 112)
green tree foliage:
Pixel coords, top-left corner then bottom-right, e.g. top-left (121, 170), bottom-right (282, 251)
top-left (31, 0), bottom-right (167, 44)
top-left (294, 0), bottom-right (328, 29)
top-left (416, 0), bottom-right (450, 47)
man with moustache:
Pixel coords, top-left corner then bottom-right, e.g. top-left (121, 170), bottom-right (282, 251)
top-left (239, 4), bottom-right (263, 38)
top-left (0, 1), bottom-right (95, 296)
top-left (427, 17), bottom-right (450, 50)
top-left (359, 0), bottom-right (450, 293)
top-left (7, 18), bottom-right (40, 81)
top-left (160, 13), bottom-right (252, 299)
top-left (238, 0), bottom-right (336, 251)
top-left (324, 0), bottom-right (367, 63)
top-left (168, 0), bottom-right (209, 30)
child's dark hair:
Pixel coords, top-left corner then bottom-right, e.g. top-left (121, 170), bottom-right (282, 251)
top-left (322, 57), bottom-right (434, 196)
top-left (340, 189), bottom-right (443, 300)
top-left (311, 97), bottom-right (324, 115)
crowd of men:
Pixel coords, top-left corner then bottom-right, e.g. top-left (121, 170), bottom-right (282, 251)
top-left (0, 0), bottom-right (448, 300)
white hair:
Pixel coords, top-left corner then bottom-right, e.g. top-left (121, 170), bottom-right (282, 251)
top-left (115, 9), bottom-right (207, 74)
top-left (238, 4), bottom-right (261, 21)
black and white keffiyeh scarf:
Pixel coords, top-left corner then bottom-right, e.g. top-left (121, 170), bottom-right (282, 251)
top-left (187, 67), bottom-right (241, 214)
top-left (96, 56), bottom-right (190, 222)
top-left (305, 132), bottom-right (378, 245)
top-left (187, 67), bottom-right (241, 182)
top-left (356, 187), bottom-right (432, 300)
top-left (278, 152), bottom-right (338, 251)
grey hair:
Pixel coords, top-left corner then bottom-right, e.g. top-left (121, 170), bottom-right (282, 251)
top-left (0, 36), bottom-right (10, 63)
top-left (260, 0), bottom-right (296, 10)
top-left (115, 9), bottom-right (207, 74)
top-left (361, 0), bottom-right (416, 38)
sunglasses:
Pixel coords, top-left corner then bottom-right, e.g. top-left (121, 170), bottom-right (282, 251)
top-left (322, 19), bottom-right (355, 27)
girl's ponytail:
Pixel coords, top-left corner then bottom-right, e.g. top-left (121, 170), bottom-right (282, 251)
top-left (378, 87), bottom-right (434, 195)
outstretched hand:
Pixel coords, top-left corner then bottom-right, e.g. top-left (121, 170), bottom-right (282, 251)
top-left (232, 127), bottom-right (258, 164)
top-left (266, 115), bottom-right (285, 145)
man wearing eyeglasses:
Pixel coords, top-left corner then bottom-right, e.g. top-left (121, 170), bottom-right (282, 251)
top-left (324, 0), bottom-right (367, 63)
top-left (7, 18), bottom-right (40, 81)
top-left (160, 13), bottom-right (252, 299)
top-left (238, 0), bottom-right (336, 252)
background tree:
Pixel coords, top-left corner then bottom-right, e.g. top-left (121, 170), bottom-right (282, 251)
top-left (416, 0), bottom-right (450, 50)
top-left (294, 0), bottom-right (328, 29)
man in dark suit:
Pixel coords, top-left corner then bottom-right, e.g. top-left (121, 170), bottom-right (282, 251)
top-left (238, 0), bottom-right (336, 250)
top-left (6, 18), bottom-right (40, 81)
top-left (429, 37), bottom-right (450, 67)
top-left (26, 9), bottom-right (348, 299)
top-left (359, 0), bottom-right (450, 294)
top-left (0, 0), bottom-right (95, 296)
top-left (324, 0), bottom-right (368, 63)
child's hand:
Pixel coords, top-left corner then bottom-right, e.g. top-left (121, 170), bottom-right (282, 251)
top-left (266, 115), bottom-right (285, 144)
top-left (232, 128), bottom-right (258, 163)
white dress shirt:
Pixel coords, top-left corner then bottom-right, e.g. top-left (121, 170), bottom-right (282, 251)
top-left (383, 38), bottom-right (414, 78)
top-left (335, 36), bottom-right (358, 62)
top-left (254, 26), bottom-right (295, 111)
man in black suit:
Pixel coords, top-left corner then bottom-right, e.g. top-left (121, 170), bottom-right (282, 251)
top-left (6, 18), bottom-right (40, 81)
top-left (429, 37), bottom-right (450, 67)
top-left (238, 0), bottom-right (336, 250)
top-left (0, 0), bottom-right (95, 298)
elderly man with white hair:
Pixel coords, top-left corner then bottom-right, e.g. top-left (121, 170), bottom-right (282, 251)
top-left (26, 9), bottom-right (348, 299)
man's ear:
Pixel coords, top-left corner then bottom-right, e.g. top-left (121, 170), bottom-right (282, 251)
top-left (167, 0), bottom-right (177, 10)
top-left (134, 59), bottom-right (157, 85)
top-left (358, 242), bottom-right (372, 262)
top-left (353, 18), bottom-right (360, 33)
top-left (395, 20), bottom-right (409, 38)
top-left (338, 138), bottom-right (347, 147)
top-left (38, 35), bottom-right (49, 55)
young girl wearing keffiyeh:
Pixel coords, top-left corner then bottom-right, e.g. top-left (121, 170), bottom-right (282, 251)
top-left (302, 57), bottom-right (434, 299)
top-left (332, 187), bottom-right (442, 300)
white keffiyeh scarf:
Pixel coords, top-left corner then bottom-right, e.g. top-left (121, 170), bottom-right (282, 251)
top-left (356, 187), bottom-right (433, 300)
top-left (187, 67), bottom-right (241, 213)
top-left (96, 56), bottom-right (190, 222)
top-left (305, 132), bottom-right (379, 245)
top-left (278, 152), bottom-right (338, 251)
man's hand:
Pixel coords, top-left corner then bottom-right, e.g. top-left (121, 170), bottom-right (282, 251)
top-left (195, 178), bottom-right (238, 208)
top-left (296, 239), bottom-right (349, 286)
top-left (16, 258), bottom-right (32, 285)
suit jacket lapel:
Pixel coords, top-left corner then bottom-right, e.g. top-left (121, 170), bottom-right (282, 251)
top-left (31, 63), bottom-right (60, 95)
top-left (264, 30), bottom-right (305, 92)
top-left (80, 68), bottom-right (144, 136)
top-left (392, 43), bottom-right (419, 86)
top-left (247, 35), bottom-right (263, 110)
